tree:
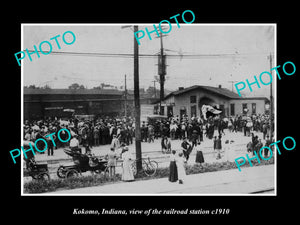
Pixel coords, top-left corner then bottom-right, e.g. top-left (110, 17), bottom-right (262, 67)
top-left (146, 86), bottom-right (160, 98)
top-left (68, 83), bottom-right (85, 89)
top-left (41, 84), bottom-right (51, 89)
top-left (24, 84), bottom-right (51, 89)
top-left (27, 85), bottom-right (37, 89)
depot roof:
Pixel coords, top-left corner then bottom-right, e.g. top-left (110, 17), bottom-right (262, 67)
top-left (164, 85), bottom-right (241, 99)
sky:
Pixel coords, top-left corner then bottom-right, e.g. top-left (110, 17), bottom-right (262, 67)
top-left (22, 24), bottom-right (275, 97)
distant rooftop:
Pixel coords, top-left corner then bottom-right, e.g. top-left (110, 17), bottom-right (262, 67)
top-left (24, 88), bottom-right (124, 95)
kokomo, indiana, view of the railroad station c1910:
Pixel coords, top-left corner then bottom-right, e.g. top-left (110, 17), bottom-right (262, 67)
top-left (22, 24), bottom-right (276, 195)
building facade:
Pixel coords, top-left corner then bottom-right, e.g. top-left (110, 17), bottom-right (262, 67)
top-left (24, 88), bottom-right (127, 120)
top-left (24, 88), bottom-right (160, 120)
top-left (157, 85), bottom-right (269, 119)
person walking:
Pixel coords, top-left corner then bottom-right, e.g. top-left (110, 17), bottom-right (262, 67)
top-left (181, 137), bottom-right (192, 162)
top-left (121, 146), bottom-right (134, 182)
top-left (168, 150), bottom-right (178, 182)
top-left (161, 135), bottom-right (171, 154)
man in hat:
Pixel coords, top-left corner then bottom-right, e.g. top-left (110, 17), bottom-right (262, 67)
top-left (93, 126), bottom-right (100, 146)
top-left (45, 130), bottom-right (55, 156)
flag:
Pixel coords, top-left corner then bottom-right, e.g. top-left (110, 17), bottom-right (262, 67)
top-left (201, 105), bottom-right (222, 120)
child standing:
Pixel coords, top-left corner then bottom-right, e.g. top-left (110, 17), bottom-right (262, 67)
top-left (214, 135), bottom-right (222, 160)
top-left (107, 147), bottom-right (117, 180)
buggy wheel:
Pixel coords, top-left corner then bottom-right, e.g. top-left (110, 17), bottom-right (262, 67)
top-left (66, 169), bottom-right (79, 178)
top-left (143, 161), bottom-right (158, 176)
top-left (37, 172), bottom-right (50, 181)
top-left (57, 166), bottom-right (66, 178)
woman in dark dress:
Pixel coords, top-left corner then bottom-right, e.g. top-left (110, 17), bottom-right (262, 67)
top-left (168, 150), bottom-right (178, 182)
top-left (195, 144), bottom-right (205, 165)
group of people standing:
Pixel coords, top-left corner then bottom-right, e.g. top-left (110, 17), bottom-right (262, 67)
top-left (24, 111), bottom-right (273, 186)
top-left (23, 116), bottom-right (136, 156)
top-left (247, 133), bottom-right (273, 159)
top-left (168, 136), bottom-right (205, 184)
top-left (107, 145), bottom-right (135, 182)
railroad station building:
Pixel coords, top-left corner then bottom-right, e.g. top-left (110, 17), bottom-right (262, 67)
top-left (24, 88), bottom-right (127, 120)
top-left (156, 85), bottom-right (269, 118)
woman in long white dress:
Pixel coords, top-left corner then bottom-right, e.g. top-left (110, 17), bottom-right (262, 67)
top-left (177, 152), bottom-right (186, 184)
top-left (121, 146), bottom-right (134, 182)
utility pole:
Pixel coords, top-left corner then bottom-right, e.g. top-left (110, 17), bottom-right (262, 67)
top-left (133, 25), bottom-right (142, 173)
top-left (124, 74), bottom-right (127, 117)
top-left (121, 25), bottom-right (142, 173)
top-left (268, 53), bottom-right (273, 140)
top-left (158, 29), bottom-right (167, 115)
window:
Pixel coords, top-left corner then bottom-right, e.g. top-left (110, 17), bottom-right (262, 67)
top-left (230, 103), bottom-right (235, 116)
top-left (252, 103), bottom-right (256, 114)
top-left (180, 106), bottom-right (187, 119)
top-left (191, 105), bottom-right (197, 117)
top-left (242, 103), bottom-right (248, 114)
top-left (160, 106), bottom-right (165, 116)
top-left (167, 106), bottom-right (173, 117)
top-left (190, 95), bottom-right (196, 104)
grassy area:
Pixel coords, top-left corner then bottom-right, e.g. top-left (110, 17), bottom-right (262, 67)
top-left (24, 157), bottom-right (274, 194)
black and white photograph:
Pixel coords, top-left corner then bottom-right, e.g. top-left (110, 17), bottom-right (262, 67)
top-left (3, 3), bottom-right (299, 222)
top-left (21, 23), bottom-right (276, 195)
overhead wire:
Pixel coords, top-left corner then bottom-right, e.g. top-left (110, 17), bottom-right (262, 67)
top-left (26, 50), bottom-right (273, 59)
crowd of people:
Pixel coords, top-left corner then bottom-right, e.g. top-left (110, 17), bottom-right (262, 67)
top-left (23, 113), bottom-right (273, 156)
top-left (23, 116), bottom-right (136, 156)
top-left (23, 112), bottom-right (273, 183)
top-left (164, 113), bottom-right (273, 184)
